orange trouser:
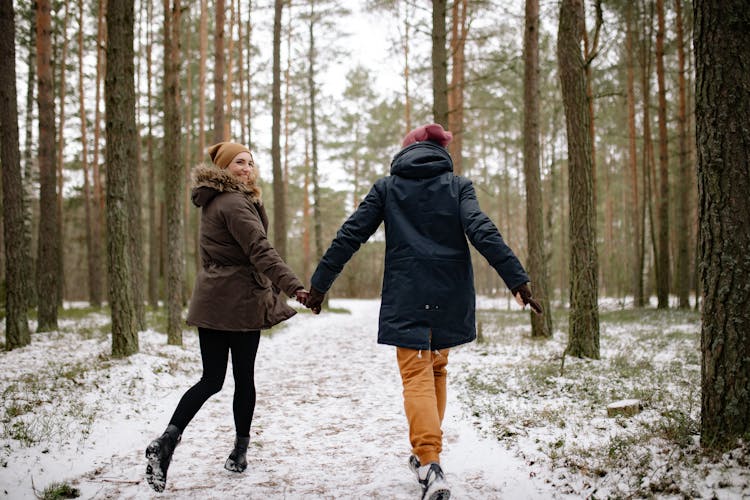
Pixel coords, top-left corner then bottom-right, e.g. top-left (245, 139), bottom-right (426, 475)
top-left (396, 347), bottom-right (450, 466)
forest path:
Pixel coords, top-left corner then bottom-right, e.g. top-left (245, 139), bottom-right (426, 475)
top-left (74, 299), bottom-right (558, 499)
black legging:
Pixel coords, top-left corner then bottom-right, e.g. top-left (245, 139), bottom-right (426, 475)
top-left (169, 328), bottom-right (260, 437)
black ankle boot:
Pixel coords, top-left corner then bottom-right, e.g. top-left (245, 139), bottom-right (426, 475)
top-left (224, 436), bottom-right (250, 472)
top-left (145, 424), bottom-right (181, 492)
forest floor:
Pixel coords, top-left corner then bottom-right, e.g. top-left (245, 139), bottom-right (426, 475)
top-left (0, 298), bottom-right (748, 499)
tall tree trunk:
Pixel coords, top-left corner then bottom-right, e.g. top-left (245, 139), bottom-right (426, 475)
top-left (674, 0), bottom-right (690, 309)
top-left (198, 0), bottom-right (207, 155)
top-left (448, 0), bottom-right (467, 175)
top-left (93, 0), bottom-right (106, 301)
top-left (308, 1), bottom-right (322, 263)
top-left (35, 0), bottom-right (59, 332)
top-left (639, 0), bottom-right (656, 305)
top-left (106, 0), bottom-right (138, 356)
top-left (558, 0), bottom-right (599, 359)
top-left (195, 0), bottom-right (208, 278)
top-left (523, 0), bottom-right (552, 337)
top-left (626, 1), bottom-right (643, 307)
top-left (22, 2), bottom-right (37, 310)
top-left (147, 0), bottom-right (159, 308)
top-left (401, 1), bottom-right (412, 134)
top-left (283, 0), bottom-right (292, 197)
top-left (182, 10), bottom-right (194, 282)
top-left (237, 0), bottom-right (246, 145)
top-left (213, 0), bottom-right (225, 143)
top-left (654, 0), bottom-right (670, 308)
top-left (303, 127), bottom-right (311, 282)
top-left (224, 0), bottom-right (235, 139)
top-left (581, 1), bottom-right (602, 206)
top-left (431, 0), bottom-right (448, 128)
top-left (245, 0), bottom-right (253, 147)
top-left (1, 0), bottom-right (32, 349)
top-left (272, 0), bottom-right (286, 259)
top-left (128, 0), bottom-right (146, 330)
top-left (78, 0), bottom-right (101, 307)
top-left (695, 0), bottom-right (750, 448)
top-left (164, 0), bottom-right (184, 345)
top-left (56, 2), bottom-right (71, 306)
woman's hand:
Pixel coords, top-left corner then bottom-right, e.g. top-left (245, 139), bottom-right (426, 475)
top-left (295, 289), bottom-right (310, 306)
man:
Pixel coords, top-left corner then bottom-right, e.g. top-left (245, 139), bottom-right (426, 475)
top-left (305, 124), bottom-right (542, 500)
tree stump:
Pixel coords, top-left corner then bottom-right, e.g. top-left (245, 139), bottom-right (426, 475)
top-left (607, 399), bottom-right (642, 417)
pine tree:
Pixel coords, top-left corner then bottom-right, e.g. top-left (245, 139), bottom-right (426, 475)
top-left (1, 0), bottom-right (32, 349)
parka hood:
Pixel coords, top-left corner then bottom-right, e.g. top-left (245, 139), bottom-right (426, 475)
top-left (190, 164), bottom-right (262, 207)
top-left (390, 141), bottom-right (453, 179)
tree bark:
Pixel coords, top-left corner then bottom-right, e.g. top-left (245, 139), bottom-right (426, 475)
top-left (164, 0), bottom-right (184, 345)
top-left (558, 0), bottom-right (600, 359)
top-left (272, 0), bottom-right (287, 259)
top-left (1, 0), bottom-right (32, 349)
top-left (523, 0), bottom-right (552, 337)
top-left (224, 0), bottom-right (235, 140)
top-left (695, 0), bottom-right (750, 448)
top-left (213, 0), bottom-right (226, 143)
top-left (106, 0), bottom-right (138, 356)
top-left (147, 0), bottom-right (159, 308)
top-left (431, 0), bottom-right (449, 128)
top-left (56, 3), bottom-right (71, 306)
top-left (448, 0), bottom-right (467, 175)
top-left (22, 0), bottom-right (37, 311)
top-left (654, 0), bottom-right (670, 308)
top-left (625, 1), bottom-right (643, 307)
top-left (308, 1), bottom-right (322, 265)
top-left (93, 0), bottom-right (107, 301)
top-left (35, 0), bottom-right (60, 332)
top-left (78, 0), bottom-right (101, 307)
top-left (401, 1), bottom-right (412, 134)
top-left (674, 0), bottom-right (691, 309)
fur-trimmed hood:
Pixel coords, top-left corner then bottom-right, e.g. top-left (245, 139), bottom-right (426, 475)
top-left (190, 164), bottom-right (262, 207)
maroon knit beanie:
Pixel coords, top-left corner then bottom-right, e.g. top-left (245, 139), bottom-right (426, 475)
top-left (401, 123), bottom-right (453, 148)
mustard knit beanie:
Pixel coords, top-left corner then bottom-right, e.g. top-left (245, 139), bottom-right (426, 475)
top-left (207, 142), bottom-right (252, 169)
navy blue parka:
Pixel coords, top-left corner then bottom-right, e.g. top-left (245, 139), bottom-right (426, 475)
top-left (310, 141), bottom-right (529, 350)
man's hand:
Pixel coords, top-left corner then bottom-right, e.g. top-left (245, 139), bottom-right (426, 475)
top-left (512, 283), bottom-right (543, 315)
top-left (306, 287), bottom-right (326, 314)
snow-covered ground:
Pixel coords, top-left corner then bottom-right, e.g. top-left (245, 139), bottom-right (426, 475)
top-left (0, 299), bottom-right (747, 499)
top-left (1, 300), bottom-right (563, 499)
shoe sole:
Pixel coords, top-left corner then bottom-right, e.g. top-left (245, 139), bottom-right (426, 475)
top-left (224, 458), bottom-right (247, 473)
top-left (145, 441), bottom-right (166, 492)
top-left (426, 489), bottom-right (451, 500)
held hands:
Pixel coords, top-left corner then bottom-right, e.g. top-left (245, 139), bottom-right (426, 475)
top-left (294, 286), bottom-right (325, 315)
top-left (295, 288), bottom-right (310, 306)
top-left (305, 287), bottom-right (325, 315)
top-left (512, 282), bottom-right (543, 315)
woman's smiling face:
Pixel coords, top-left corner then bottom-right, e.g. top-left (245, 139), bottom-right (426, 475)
top-left (226, 151), bottom-right (256, 184)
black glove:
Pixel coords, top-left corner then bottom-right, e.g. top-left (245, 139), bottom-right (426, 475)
top-left (512, 283), bottom-right (543, 314)
top-left (306, 287), bottom-right (326, 315)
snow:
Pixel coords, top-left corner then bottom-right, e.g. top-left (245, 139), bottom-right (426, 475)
top-left (1, 300), bottom-right (560, 499)
top-left (1, 298), bottom-right (747, 499)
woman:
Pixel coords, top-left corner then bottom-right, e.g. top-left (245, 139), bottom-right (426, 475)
top-left (145, 141), bottom-right (309, 493)
top-left (304, 124), bottom-right (542, 500)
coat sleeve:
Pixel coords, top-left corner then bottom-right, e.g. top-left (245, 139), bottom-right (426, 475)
top-left (310, 181), bottom-right (385, 293)
top-left (458, 178), bottom-right (529, 291)
top-left (222, 194), bottom-right (304, 297)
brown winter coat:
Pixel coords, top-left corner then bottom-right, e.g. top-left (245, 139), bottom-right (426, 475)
top-left (186, 165), bottom-right (303, 331)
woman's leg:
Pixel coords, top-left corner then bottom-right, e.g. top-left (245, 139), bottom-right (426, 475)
top-left (229, 331), bottom-right (261, 437)
top-left (168, 328), bottom-right (230, 432)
